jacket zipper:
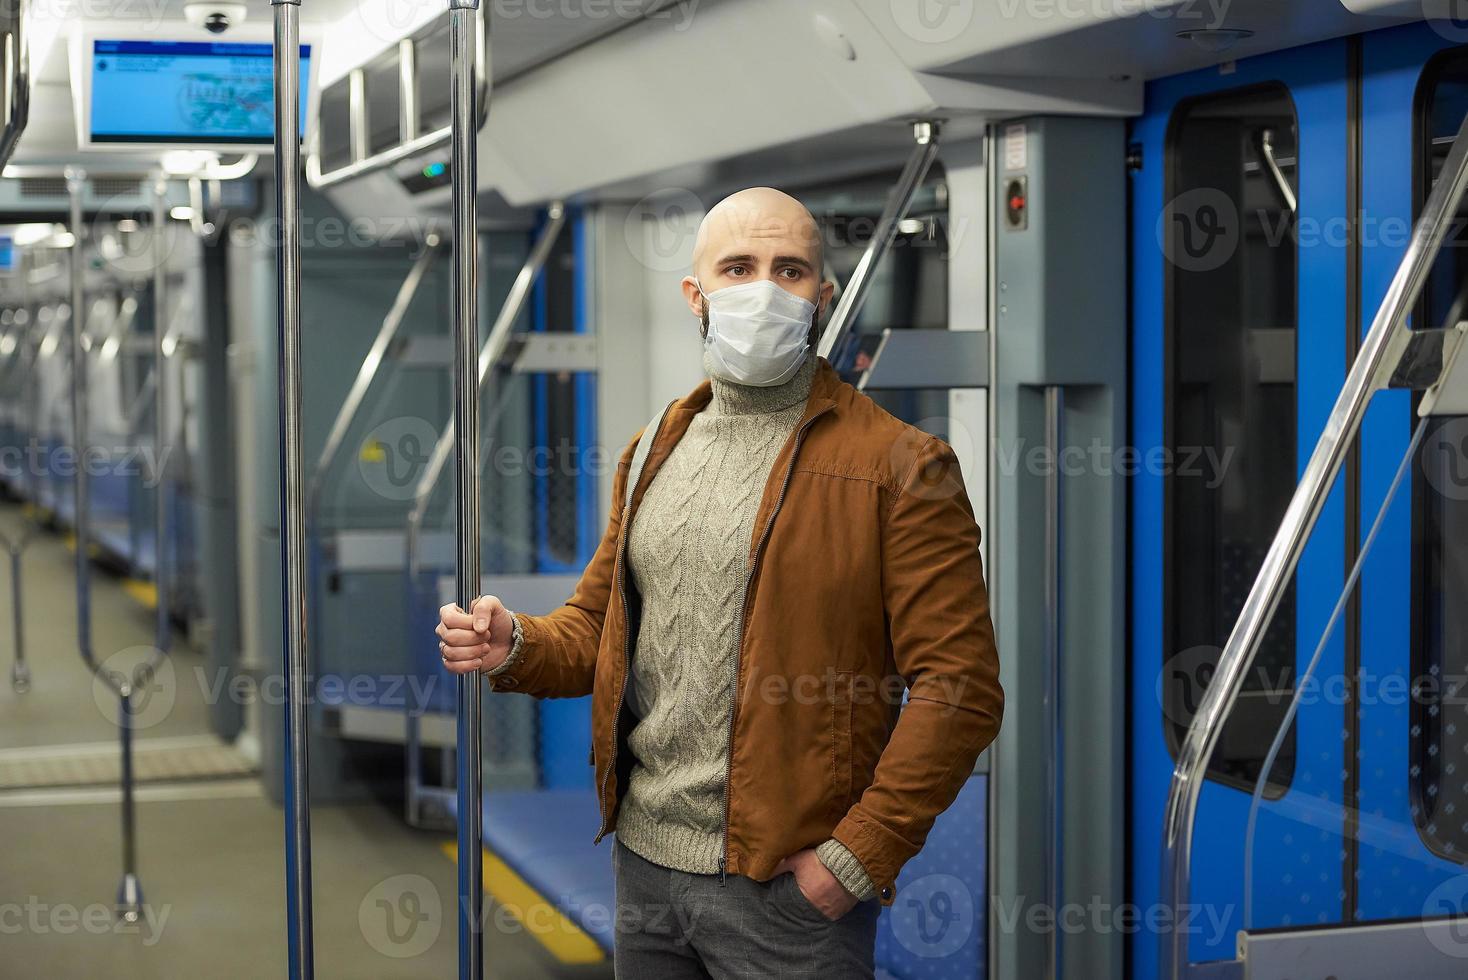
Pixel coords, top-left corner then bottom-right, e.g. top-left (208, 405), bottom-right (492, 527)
top-left (593, 543), bottom-right (631, 841)
top-left (718, 404), bottom-right (833, 884)
top-left (594, 421), bottom-right (665, 842)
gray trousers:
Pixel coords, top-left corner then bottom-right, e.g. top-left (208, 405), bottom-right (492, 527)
top-left (612, 840), bottom-right (880, 979)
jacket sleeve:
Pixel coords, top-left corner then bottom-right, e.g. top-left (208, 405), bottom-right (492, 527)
top-left (485, 434), bottom-right (638, 700)
top-left (830, 434), bottom-right (1004, 900)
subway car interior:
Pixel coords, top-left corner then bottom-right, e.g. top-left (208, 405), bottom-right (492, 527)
top-left (2, 1), bottom-right (1468, 978)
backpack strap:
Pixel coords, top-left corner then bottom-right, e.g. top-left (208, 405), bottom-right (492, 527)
top-left (623, 400), bottom-right (675, 517)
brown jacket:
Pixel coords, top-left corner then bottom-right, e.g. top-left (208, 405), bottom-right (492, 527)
top-left (488, 358), bottom-right (1003, 903)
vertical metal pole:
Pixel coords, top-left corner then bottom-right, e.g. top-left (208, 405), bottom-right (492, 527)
top-left (70, 168), bottom-right (144, 922)
top-left (271, 4), bottom-right (315, 977)
top-left (8, 542), bottom-right (26, 693)
top-left (151, 178), bottom-right (171, 656)
top-left (1043, 386), bottom-right (1063, 980)
top-left (117, 679), bottom-right (140, 921)
top-left (450, 1), bottom-right (484, 976)
top-left (66, 169), bottom-right (91, 667)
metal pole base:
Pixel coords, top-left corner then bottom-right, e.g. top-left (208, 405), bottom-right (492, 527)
top-left (116, 872), bottom-right (143, 924)
top-left (9, 661), bottom-right (29, 694)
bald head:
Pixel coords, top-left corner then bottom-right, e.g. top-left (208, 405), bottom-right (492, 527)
top-left (682, 186), bottom-right (833, 324)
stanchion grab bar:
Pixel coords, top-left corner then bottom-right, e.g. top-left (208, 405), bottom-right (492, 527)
top-left (149, 178), bottom-right (174, 660)
top-left (3, 524), bottom-right (31, 693)
top-left (4, 294), bottom-right (39, 695)
top-left (449, 1), bottom-right (489, 976)
top-left (270, 3), bottom-right (316, 977)
top-left (64, 169), bottom-right (170, 923)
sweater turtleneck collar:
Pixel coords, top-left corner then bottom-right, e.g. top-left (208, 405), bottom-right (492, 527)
top-left (704, 351), bottom-right (816, 418)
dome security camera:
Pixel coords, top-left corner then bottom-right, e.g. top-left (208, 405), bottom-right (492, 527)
top-left (184, 3), bottom-right (248, 34)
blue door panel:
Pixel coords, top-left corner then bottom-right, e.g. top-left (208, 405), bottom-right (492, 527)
top-left (1130, 39), bottom-right (1350, 979)
top-left (1357, 22), bottom-right (1468, 921)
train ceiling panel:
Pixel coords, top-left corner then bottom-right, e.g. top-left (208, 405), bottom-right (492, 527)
top-left (471, 0), bottom-right (1139, 206)
top-left (313, 0), bottom-right (689, 87)
top-left (850, 0), bottom-right (1422, 80)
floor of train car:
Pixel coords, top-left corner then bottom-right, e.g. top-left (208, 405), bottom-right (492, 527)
top-left (0, 502), bottom-right (612, 979)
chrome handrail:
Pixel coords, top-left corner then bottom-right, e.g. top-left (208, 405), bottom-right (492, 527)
top-left (449, 2), bottom-right (488, 978)
top-left (1159, 108), bottom-right (1468, 979)
top-left (305, 8), bottom-right (489, 190)
top-left (817, 120), bottom-right (941, 364)
top-left (270, 3), bottom-right (316, 976)
top-left (65, 169), bottom-right (168, 925)
top-left (1255, 128), bottom-right (1297, 214)
top-left (303, 237), bottom-right (442, 523)
top-left (148, 178), bottom-right (173, 661)
top-left (2, 522), bottom-right (31, 693)
top-left (403, 202), bottom-right (565, 580)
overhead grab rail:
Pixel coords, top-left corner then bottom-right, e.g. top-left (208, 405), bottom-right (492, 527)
top-left (64, 169), bottom-right (171, 925)
top-left (303, 236), bottom-right (442, 524)
top-left (305, 8), bottom-right (489, 189)
top-left (404, 201), bottom-right (566, 579)
top-left (817, 120), bottom-right (941, 366)
top-left (1159, 108), bottom-right (1468, 980)
top-left (0, 0), bottom-right (28, 169)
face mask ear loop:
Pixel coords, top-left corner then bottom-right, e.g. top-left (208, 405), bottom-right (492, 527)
top-left (694, 277), bottom-right (710, 339)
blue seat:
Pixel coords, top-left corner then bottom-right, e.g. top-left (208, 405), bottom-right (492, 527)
top-left (479, 789), bottom-right (616, 951)
top-left (467, 775), bottom-right (989, 972)
top-left (875, 774), bottom-right (988, 980)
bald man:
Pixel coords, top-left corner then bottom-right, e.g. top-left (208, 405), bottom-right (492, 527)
top-left (439, 188), bottom-right (1002, 978)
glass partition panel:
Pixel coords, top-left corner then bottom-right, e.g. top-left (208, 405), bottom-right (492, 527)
top-left (1163, 84), bottom-right (1300, 794)
top-left (1243, 418), bottom-right (1431, 932)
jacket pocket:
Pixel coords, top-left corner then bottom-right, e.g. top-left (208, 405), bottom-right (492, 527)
top-left (830, 670), bottom-right (853, 814)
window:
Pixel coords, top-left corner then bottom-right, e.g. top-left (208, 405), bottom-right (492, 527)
top-left (317, 77), bottom-right (352, 173)
top-left (1162, 85), bottom-right (1299, 793)
top-left (533, 225), bottom-right (595, 571)
top-left (1411, 49), bottom-right (1468, 861)
top-left (365, 54), bottom-right (402, 156)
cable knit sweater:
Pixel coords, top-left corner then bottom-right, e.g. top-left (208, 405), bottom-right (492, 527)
top-left (611, 354), bottom-right (875, 901)
top-left (494, 354), bottom-right (873, 899)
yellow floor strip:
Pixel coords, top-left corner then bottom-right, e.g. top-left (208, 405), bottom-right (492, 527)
top-left (56, 530), bottom-right (156, 610)
top-left (121, 578), bottom-right (157, 609)
top-left (439, 841), bottom-right (606, 965)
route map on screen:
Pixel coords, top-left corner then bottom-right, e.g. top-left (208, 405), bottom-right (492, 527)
top-left (90, 40), bottom-right (311, 145)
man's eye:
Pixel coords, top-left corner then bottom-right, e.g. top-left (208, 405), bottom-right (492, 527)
top-left (727, 265), bottom-right (748, 277)
top-left (778, 268), bottom-right (801, 279)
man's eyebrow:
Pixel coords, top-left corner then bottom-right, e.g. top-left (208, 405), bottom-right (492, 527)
top-left (773, 254), bottom-right (816, 272)
top-left (714, 253), bottom-right (757, 267)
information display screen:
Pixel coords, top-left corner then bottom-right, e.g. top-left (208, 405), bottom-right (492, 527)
top-left (89, 39), bottom-right (311, 145)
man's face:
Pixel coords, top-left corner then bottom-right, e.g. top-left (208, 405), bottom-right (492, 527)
top-left (681, 191), bottom-right (834, 323)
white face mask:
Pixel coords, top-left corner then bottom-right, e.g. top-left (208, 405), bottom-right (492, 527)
top-left (696, 278), bottom-right (816, 387)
